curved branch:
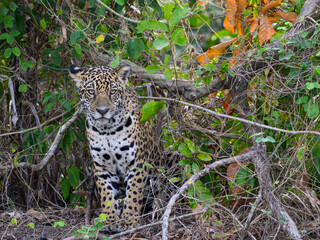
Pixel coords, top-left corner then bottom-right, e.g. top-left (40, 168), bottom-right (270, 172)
top-left (161, 151), bottom-right (256, 240)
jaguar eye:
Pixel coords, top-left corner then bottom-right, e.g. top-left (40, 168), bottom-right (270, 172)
top-left (110, 89), bottom-right (117, 95)
top-left (87, 89), bottom-right (95, 95)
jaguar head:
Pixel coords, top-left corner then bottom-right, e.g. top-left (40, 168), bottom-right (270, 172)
top-left (70, 65), bottom-right (131, 125)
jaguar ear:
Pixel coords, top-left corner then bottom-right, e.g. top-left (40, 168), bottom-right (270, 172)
top-left (69, 64), bottom-right (84, 87)
top-left (118, 66), bottom-right (131, 84)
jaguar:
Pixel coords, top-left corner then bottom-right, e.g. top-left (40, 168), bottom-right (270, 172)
top-left (70, 64), bottom-right (161, 231)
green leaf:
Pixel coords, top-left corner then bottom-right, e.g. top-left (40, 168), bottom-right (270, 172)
top-left (297, 147), bottom-right (305, 160)
top-left (43, 92), bottom-right (56, 104)
top-left (164, 55), bottom-right (170, 66)
top-left (153, 38), bottom-right (169, 50)
top-left (61, 179), bottom-right (70, 200)
top-left (171, 28), bottom-right (183, 42)
top-left (74, 43), bottom-right (82, 55)
top-left (4, 15), bottom-right (13, 28)
top-left (144, 162), bottom-right (154, 169)
top-left (7, 35), bottom-right (14, 44)
top-left (4, 48), bottom-right (12, 58)
top-left (137, 20), bottom-right (168, 33)
top-left (146, 65), bottom-right (163, 74)
top-left (110, 58), bottom-right (119, 68)
top-left (40, 19), bottom-right (46, 29)
top-left (115, 0), bottom-right (124, 5)
top-left (70, 30), bottom-right (83, 45)
top-left (178, 142), bottom-right (193, 158)
top-left (164, 68), bottom-right (172, 81)
top-left (53, 221), bottom-right (66, 228)
top-left (45, 100), bottom-right (56, 114)
top-left (99, 213), bottom-right (107, 221)
top-left (279, 218), bottom-right (288, 224)
top-left (184, 138), bottom-right (196, 152)
top-left (313, 66), bottom-right (320, 75)
top-left (305, 82), bottom-right (320, 90)
top-left (27, 222), bottom-right (35, 229)
top-left (9, 1), bottom-right (18, 11)
top-left (68, 166), bottom-right (80, 189)
top-left (52, 50), bottom-right (61, 66)
top-left (296, 96), bottom-right (309, 104)
top-left (126, 38), bottom-right (145, 59)
top-left (255, 136), bottom-right (276, 143)
top-left (164, 2), bottom-right (175, 20)
top-left (18, 84), bottom-right (31, 93)
top-left (11, 218), bottom-right (17, 225)
top-left (169, 4), bottom-right (190, 30)
top-left (0, 33), bottom-right (9, 40)
top-left (178, 159), bottom-right (190, 166)
top-left (197, 153), bottom-right (212, 161)
top-left (12, 47), bottom-right (21, 56)
top-left (308, 103), bottom-right (319, 118)
top-left (170, 177), bottom-right (181, 183)
top-left (140, 101), bottom-right (164, 123)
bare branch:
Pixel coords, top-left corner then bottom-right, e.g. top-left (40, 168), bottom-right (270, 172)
top-left (0, 107), bottom-right (82, 176)
top-left (139, 96), bottom-right (320, 137)
top-left (162, 151), bottom-right (256, 240)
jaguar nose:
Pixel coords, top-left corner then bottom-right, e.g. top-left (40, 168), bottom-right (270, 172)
top-left (96, 107), bottom-right (109, 116)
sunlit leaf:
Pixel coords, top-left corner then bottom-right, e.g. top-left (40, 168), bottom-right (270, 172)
top-left (197, 153), bottom-right (212, 161)
top-left (196, 37), bottom-right (238, 65)
top-left (140, 101), bottom-right (164, 123)
top-left (153, 38), bottom-right (169, 50)
top-left (96, 34), bottom-right (105, 43)
top-left (297, 147), bottom-right (305, 160)
top-left (137, 20), bottom-right (168, 33)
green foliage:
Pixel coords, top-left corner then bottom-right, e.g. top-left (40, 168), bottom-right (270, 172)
top-left (53, 221), bottom-right (66, 228)
top-left (140, 101), bottom-right (165, 123)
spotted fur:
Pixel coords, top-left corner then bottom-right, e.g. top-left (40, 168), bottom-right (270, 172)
top-left (70, 65), bottom-right (161, 230)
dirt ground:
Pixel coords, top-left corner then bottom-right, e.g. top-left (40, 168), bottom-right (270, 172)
top-left (0, 207), bottom-right (211, 240)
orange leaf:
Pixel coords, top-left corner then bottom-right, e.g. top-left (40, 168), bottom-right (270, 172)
top-left (235, 0), bottom-right (247, 36)
top-left (223, 0), bottom-right (237, 34)
top-left (249, 17), bottom-right (259, 33)
top-left (262, 0), bottom-right (282, 15)
top-left (195, 54), bottom-right (206, 66)
top-left (268, 16), bottom-right (280, 22)
top-left (196, 37), bottom-right (238, 65)
top-left (273, 11), bottom-right (297, 23)
top-left (259, 17), bottom-right (276, 45)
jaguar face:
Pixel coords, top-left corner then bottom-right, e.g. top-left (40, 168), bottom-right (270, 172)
top-left (70, 65), bottom-right (131, 125)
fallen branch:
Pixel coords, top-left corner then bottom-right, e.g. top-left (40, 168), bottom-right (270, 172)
top-left (0, 107), bottom-right (82, 176)
top-left (161, 151), bottom-right (256, 240)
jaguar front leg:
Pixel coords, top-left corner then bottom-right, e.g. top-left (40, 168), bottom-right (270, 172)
top-left (121, 162), bottom-right (147, 229)
top-left (94, 170), bottom-right (121, 231)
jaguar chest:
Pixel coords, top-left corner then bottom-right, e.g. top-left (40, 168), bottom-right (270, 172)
top-left (86, 116), bottom-right (140, 175)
